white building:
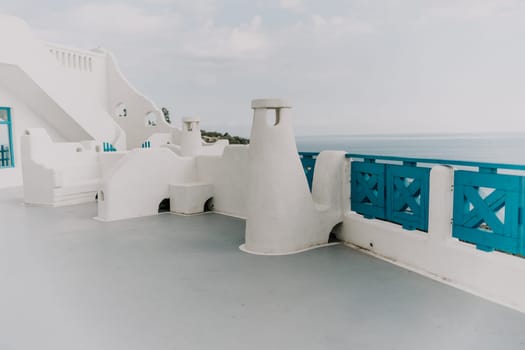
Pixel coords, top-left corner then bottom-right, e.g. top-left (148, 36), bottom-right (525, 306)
top-left (0, 14), bottom-right (176, 188)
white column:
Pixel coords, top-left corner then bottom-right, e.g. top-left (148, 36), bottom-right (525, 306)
top-left (180, 116), bottom-right (202, 157)
top-left (242, 99), bottom-right (324, 255)
top-left (428, 165), bottom-right (454, 241)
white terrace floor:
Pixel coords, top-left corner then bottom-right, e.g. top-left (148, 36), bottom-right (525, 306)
top-left (1, 187), bottom-right (525, 350)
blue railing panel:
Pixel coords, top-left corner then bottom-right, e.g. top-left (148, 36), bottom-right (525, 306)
top-left (351, 161), bottom-right (386, 220)
top-left (386, 164), bottom-right (430, 231)
top-left (299, 152), bottom-right (317, 191)
top-left (453, 170), bottom-right (525, 255)
top-left (141, 141), bottom-right (151, 148)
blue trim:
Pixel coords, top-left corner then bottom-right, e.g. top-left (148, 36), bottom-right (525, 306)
top-left (305, 151), bottom-right (525, 171)
top-left (345, 153), bottom-right (525, 172)
top-left (0, 107), bottom-right (14, 168)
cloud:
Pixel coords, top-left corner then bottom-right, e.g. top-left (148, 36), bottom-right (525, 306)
top-left (279, 0), bottom-right (304, 12)
top-left (181, 15), bottom-right (270, 60)
top-left (13, 0), bottom-right (525, 136)
top-left (66, 3), bottom-right (179, 37)
top-left (32, 2), bottom-right (181, 49)
top-left (310, 14), bottom-right (374, 36)
top-left (422, 0), bottom-right (525, 21)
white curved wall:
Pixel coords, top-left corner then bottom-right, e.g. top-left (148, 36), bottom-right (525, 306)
top-left (104, 49), bottom-right (178, 149)
top-left (311, 151), bottom-right (349, 233)
top-left (97, 148), bottom-right (197, 221)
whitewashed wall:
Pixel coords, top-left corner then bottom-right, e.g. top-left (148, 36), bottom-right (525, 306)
top-left (21, 128), bottom-right (100, 206)
top-left (0, 14), bottom-right (180, 188)
top-left (97, 145), bottom-right (248, 221)
top-left (196, 145), bottom-right (249, 218)
top-left (105, 50), bottom-right (177, 150)
top-left (0, 15), bottom-right (123, 144)
top-left (0, 87), bottom-right (65, 188)
top-left (97, 148), bottom-right (197, 221)
top-left (338, 164), bottom-right (525, 313)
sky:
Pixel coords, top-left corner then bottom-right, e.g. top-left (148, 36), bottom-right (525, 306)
top-left (1, 0), bottom-right (525, 137)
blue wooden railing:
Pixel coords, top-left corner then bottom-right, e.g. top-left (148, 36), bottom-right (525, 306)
top-left (299, 152), bottom-right (318, 191)
top-left (141, 141), bottom-right (151, 149)
top-left (102, 142), bottom-right (117, 152)
top-left (298, 151), bottom-right (525, 256)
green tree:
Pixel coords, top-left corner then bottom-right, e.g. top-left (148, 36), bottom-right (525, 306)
top-left (161, 107), bottom-right (171, 124)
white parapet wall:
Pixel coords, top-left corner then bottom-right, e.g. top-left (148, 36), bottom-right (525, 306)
top-left (312, 151), bottom-right (349, 234)
top-left (201, 139), bottom-right (229, 156)
top-left (96, 143), bottom-right (247, 221)
top-left (338, 165), bottom-right (525, 313)
top-left (97, 148), bottom-right (197, 221)
top-left (21, 128), bottom-right (100, 206)
top-left (96, 115), bottom-right (235, 221)
top-left (196, 145), bottom-right (249, 218)
top-left (93, 98), bottom-right (350, 254)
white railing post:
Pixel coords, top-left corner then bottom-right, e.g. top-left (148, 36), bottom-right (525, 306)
top-left (428, 165), bottom-right (454, 241)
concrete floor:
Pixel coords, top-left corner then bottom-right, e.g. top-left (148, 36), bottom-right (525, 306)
top-left (1, 187), bottom-right (524, 350)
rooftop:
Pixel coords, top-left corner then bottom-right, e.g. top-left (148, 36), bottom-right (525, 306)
top-left (1, 187), bottom-right (525, 350)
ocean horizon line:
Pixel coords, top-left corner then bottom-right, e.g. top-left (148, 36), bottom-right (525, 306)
top-left (296, 132), bottom-right (525, 140)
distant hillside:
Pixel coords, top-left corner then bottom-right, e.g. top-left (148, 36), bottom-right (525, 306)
top-left (201, 130), bottom-right (249, 145)
top-left (160, 108), bottom-right (250, 145)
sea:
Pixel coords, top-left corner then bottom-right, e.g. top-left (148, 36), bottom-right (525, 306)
top-left (296, 134), bottom-right (525, 166)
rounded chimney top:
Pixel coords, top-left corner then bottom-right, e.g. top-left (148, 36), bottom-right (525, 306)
top-left (251, 99), bottom-right (291, 110)
top-left (183, 116), bottom-right (200, 123)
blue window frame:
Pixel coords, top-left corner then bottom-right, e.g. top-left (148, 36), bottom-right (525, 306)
top-left (0, 107), bottom-right (14, 168)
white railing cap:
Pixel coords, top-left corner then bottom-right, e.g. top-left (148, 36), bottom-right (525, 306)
top-left (251, 99), bottom-right (291, 109)
top-left (183, 116), bottom-right (200, 123)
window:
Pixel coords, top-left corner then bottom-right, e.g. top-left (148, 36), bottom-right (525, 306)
top-left (115, 103), bottom-right (128, 118)
top-left (0, 107), bottom-right (14, 168)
